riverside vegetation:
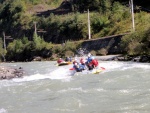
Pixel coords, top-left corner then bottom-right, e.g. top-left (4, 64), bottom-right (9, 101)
top-left (0, 0), bottom-right (150, 62)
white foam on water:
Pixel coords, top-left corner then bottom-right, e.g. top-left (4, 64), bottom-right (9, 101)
top-left (131, 63), bottom-right (150, 69)
top-left (0, 108), bottom-right (7, 113)
top-left (99, 61), bottom-right (150, 71)
top-left (11, 67), bottom-right (74, 83)
top-left (13, 73), bottom-right (48, 82)
top-left (118, 89), bottom-right (132, 94)
top-left (48, 67), bottom-right (73, 80)
top-left (57, 87), bottom-right (87, 94)
top-left (1, 61), bottom-right (149, 84)
top-left (96, 88), bottom-right (106, 92)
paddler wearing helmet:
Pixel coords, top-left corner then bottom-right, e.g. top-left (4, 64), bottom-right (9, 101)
top-left (86, 53), bottom-right (99, 70)
top-left (57, 58), bottom-right (64, 64)
top-left (80, 58), bottom-right (87, 70)
top-left (73, 62), bottom-right (85, 72)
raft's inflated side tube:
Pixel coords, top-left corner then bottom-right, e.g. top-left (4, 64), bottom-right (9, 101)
top-left (58, 62), bottom-right (72, 66)
top-left (92, 69), bottom-right (103, 74)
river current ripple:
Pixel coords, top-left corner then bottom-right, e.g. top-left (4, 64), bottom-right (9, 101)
top-left (0, 61), bottom-right (150, 113)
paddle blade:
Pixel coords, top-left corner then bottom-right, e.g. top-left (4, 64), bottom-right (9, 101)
top-left (69, 68), bottom-right (75, 70)
top-left (100, 67), bottom-right (106, 70)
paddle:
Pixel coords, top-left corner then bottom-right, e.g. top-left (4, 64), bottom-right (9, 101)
top-left (69, 68), bottom-right (75, 70)
top-left (100, 67), bottom-right (106, 70)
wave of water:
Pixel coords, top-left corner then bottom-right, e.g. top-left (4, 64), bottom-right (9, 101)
top-left (0, 61), bottom-right (150, 113)
top-left (0, 108), bottom-right (7, 113)
top-left (0, 61), bottom-right (149, 84)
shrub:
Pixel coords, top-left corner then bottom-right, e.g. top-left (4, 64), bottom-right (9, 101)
top-left (6, 39), bottom-right (24, 61)
top-left (121, 27), bottom-right (150, 55)
top-left (90, 50), bottom-right (96, 56)
top-left (6, 34), bottom-right (53, 61)
top-left (91, 13), bottom-right (110, 34)
top-left (0, 38), bottom-right (5, 61)
top-left (33, 33), bottom-right (51, 51)
top-left (65, 50), bottom-right (74, 57)
top-left (97, 48), bottom-right (108, 56)
top-left (111, 2), bottom-right (130, 22)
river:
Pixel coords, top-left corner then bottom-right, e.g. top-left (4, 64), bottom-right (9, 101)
top-left (0, 61), bottom-right (150, 113)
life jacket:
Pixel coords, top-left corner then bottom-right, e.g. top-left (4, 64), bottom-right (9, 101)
top-left (89, 59), bottom-right (98, 67)
top-left (65, 57), bottom-right (70, 62)
top-left (57, 59), bottom-right (63, 63)
top-left (95, 60), bottom-right (99, 66)
top-left (73, 64), bottom-right (84, 72)
top-left (86, 57), bottom-right (92, 64)
top-left (69, 57), bottom-right (72, 62)
top-left (80, 58), bottom-right (86, 65)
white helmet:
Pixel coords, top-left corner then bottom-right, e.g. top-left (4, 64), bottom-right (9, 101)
top-left (74, 63), bottom-right (78, 65)
top-left (88, 53), bottom-right (91, 57)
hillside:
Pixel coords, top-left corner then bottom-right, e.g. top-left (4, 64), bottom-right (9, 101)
top-left (0, 0), bottom-right (150, 62)
top-left (0, 0), bottom-right (150, 42)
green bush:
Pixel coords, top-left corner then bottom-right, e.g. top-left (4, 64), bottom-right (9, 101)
top-left (135, 12), bottom-right (150, 31)
top-left (121, 28), bottom-right (150, 55)
top-left (6, 39), bottom-right (24, 61)
top-left (6, 34), bottom-right (53, 61)
top-left (27, 0), bottom-right (41, 5)
top-left (33, 33), bottom-right (41, 49)
top-left (111, 2), bottom-right (130, 22)
top-left (1, 0), bottom-right (150, 60)
top-left (89, 50), bottom-right (96, 56)
top-left (51, 40), bottom-right (82, 58)
top-left (97, 48), bottom-right (108, 56)
top-left (65, 50), bottom-right (74, 57)
top-left (0, 38), bottom-right (5, 61)
top-left (91, 13), bottom-right (110, 34)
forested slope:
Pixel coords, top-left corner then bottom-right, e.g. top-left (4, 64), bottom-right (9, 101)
top-left (0, 0), bottom-right (149, 61)
top-left (0, 0), bottom-right (150, 43)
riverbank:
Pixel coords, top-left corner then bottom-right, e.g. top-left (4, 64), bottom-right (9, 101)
top-left (95, 54), bottom-right (150, 63)
top-left (94, 55), bottom-right (122, 61)
top-left (0, 54), bottom-right (149, 80)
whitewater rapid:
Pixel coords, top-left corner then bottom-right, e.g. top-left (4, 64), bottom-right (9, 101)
top-left (0, 61), bottom-right (149, 113)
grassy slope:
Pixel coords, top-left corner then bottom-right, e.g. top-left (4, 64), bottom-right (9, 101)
top-left (25, 0), bottom-right (63, 14)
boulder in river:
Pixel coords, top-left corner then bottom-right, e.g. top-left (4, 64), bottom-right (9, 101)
top-left (0, 66), bottom-right (25, 80)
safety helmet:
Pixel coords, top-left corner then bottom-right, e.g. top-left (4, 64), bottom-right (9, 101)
top-left (88, 53), bottom-right (91, 57)
top-left (74, 63), bottom-right (78, 65)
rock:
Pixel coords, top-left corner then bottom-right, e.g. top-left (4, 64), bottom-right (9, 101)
top-left (32, 56), bottom-right (42, 61)
top-left (116, 55), bottom-right (150, 63)
top-left (0, 66), bottom-right (25, 80)
top-left (140, 55), bottom-right (150, 62)
top-left (132, 56), bottom-right (141, 62)
top-left (94, 55), bottom-right (122, 61)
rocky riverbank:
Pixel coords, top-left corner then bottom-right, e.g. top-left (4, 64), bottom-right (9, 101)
top-left (95, 54), bottom-right (150, 63)
top-left (0, 66), bottom-right (25, 80)
top-left (32, 54), bottom-right (150, 63)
